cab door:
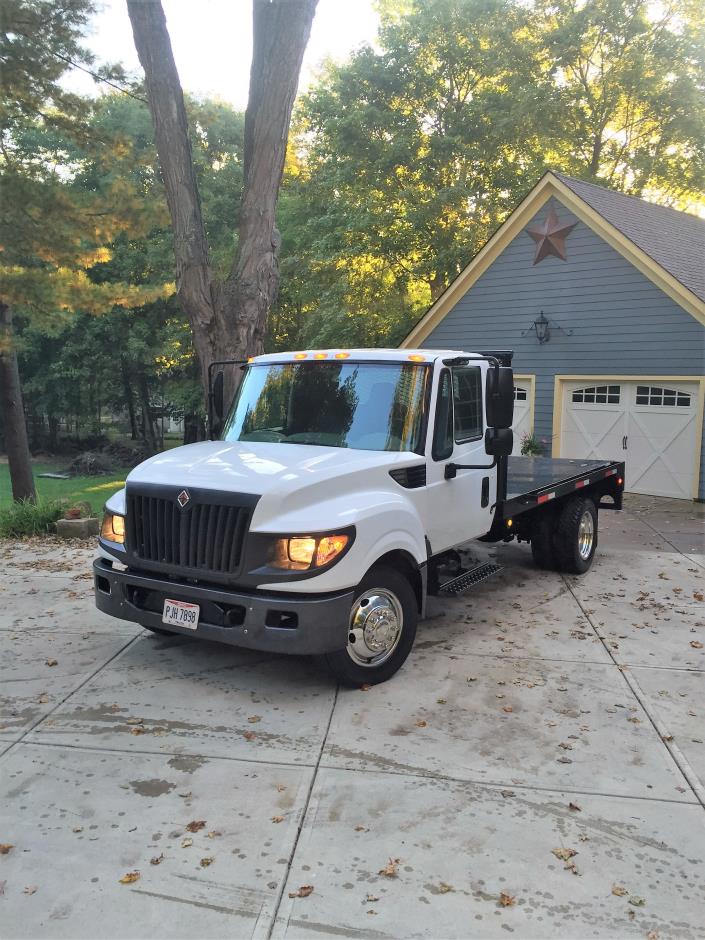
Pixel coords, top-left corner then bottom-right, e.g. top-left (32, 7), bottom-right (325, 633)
top-left (424, 364), bottom-right (496, 553)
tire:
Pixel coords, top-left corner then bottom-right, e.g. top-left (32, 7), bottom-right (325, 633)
top-left (553, 497), bottom-right (598, 574)
top-left (323, 565), bottom-right (418, 687)
top-left (530, 512), bottom-right (558, 570)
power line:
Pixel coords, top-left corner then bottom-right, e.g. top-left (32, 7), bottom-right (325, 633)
top-left (49, 48), bottom-right (149, 105)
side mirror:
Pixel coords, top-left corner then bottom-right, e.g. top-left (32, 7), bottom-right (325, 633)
top-left (210, 370), bottom-right (224, 439)
top-left (485, 366), bottom-right (514, 429)
top-left (485, 427), bottom-right (513, 457)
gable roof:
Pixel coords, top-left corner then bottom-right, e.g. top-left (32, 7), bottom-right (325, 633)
top-left (402, 171), bottom-right (705, 346)
top-left (555, 173), bottom-right (705, 304)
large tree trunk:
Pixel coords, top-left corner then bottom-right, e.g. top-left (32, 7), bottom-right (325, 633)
top-left (0, 303), bottom-right (36, 502)
top-left (127, 0), bottom-right (318, 403)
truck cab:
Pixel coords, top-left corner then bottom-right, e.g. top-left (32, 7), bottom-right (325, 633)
top-left (95, 349), bottom-right (624, 684)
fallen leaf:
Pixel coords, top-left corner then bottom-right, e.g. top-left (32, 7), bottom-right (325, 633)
top-left (186, 820), bottom-right (206, 833)
top-left (693, 592), bottom-right (704, 602)
top-left (276, 784), bottom-right (287, 792)
top-left (502, 706), bottom-right (513, 713)
top-left (438, 882), bottom-right (454, 894)
top-left (200, 856), bottom-right (214, 868)
top-left (415, 720), bottom-right (428, 728)
top-left (271, 815), bottom-right (284, 824)
top-left (0, 881), bottom-right (5, 896)
top-left (612, 884), bottom-right (628, 897)
top-left (499, 892), bottom-right (516, 907)
top-left (130, 727), bottom-right (145, 736)
top-left (125, 717), bottom-right (143, 725)
top-left (243, 731), bottom-right (256, 741)
top-left (181, 838), bottom-right (193, 848)
top-left (436, 698), bottom-right (447, 705)
top-left (366, 894), bottom-right (380, 902)
top-left (360, 684), bottom-right (371, 691)
top-left (629, 895), bottom-right (646, 907)
top-left (37, 694), bottom-right (49, 704)
top-left (247, 715), bottom-right (261, 723)
top-left (578, 833), bottom-right (589, 842)
top-left (558, 742), bottom-right (573, 750)
top-left (552, 847), bottom-right (577, 862)
top-left (690, 641), bottom-right (703, 649)
top-left (0, 844), bottom-right (13, 855)
top-left (72, 826), bottom-right (83, 833)
top-left (557, 756), bottom-right (573, 764)
top-left (178, 791), bottom-right (192, 799)
top-left (119, 871), bottom-right (140, 884)
top-left (206, 830), bottom-right (221, 838)
top-left (289, 885), bottom-right (314, 898)
top-left (45, 658), bottom-right (58, 667)
top-left (23, 885), bottom-right (38, 895)
top-left (354, 825), bottom-right (368, 832)
top-left (647, 931), bottom-right (660, 940)
top-left (568, 802), bottom-right (582, 812)
top-left (378, 857), bottom-right (400, 878)
top-left (501, 790), bottom-right (515, 798)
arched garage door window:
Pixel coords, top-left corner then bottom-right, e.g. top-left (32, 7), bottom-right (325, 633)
top-left (635, 385), bottom-right (691, 407)
top-left (572, 385), bottom-right (620, 404)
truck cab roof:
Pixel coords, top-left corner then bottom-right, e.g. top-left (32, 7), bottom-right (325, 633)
top-left (247, 348), bottom-right (477, 365)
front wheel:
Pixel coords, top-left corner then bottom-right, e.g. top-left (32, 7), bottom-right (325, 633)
top-left (323, 566), bottom-right (418, 687)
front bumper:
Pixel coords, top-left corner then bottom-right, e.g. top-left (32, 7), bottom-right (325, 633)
top-left (93, 558), bottom-right (353, 655)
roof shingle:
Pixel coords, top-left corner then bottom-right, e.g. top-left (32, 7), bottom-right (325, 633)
top-left (554, 173), bottom-right (705, 304)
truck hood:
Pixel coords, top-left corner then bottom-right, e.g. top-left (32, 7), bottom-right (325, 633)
top-left (126, 440), bottom-right (419, 498)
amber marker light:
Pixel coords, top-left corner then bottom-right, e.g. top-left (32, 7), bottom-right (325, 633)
top-left (334, 351), bottom-right (350, 359)
top-left (313, 352), bottom-right (327, 359)
top-left (294, 353), bottom-right (307, 360)
top-left (507, 518), bottom-right (513, 528)
top-left (247, 356), bottom-right (255, 362)
top-left (408, 354), bottom-right (425, 362)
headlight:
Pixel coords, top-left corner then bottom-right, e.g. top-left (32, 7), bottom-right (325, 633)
top-left (269, 531), bottom-right (351, 571)
top-left (101, 512), bottom-right (125, 544)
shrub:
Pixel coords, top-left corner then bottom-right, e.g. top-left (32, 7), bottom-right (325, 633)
top-left (0, 499), bottom-right (65, 538)
top-left (520, 432), bottom-right (544, 457)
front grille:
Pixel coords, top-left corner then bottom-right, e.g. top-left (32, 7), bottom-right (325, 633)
top-left (126, 488), bottom-right (254, 578)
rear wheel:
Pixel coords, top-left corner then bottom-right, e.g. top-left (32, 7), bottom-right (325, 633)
top-left (530, 513), bottom-right (558, 570)
top-left (323, 566), bottom-right (418, 687)
top-left (554, 497), bottom-right (598, 574)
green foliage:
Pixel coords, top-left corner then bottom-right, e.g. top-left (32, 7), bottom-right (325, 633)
top-left (0, 497), bottom-right (65, 538)
top-left (520, 433), bottom-right (544, 457)
top-left (0, 461), bottom-right (130, 516)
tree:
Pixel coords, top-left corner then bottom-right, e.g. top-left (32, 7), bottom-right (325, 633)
top-left (127, 0), bottom-right (319, 402)
top-left (0, 0), bottom-right (99, 500)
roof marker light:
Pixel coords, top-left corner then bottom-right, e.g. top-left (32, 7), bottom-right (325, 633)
top-left (313, 352), bottom-right (327, 359)
top-left (294, 353), bottom-right (307, 360)
top-left (247, 356), bottom-right (255, 363)
top-left (408, 354), bottom-right (426, 362)
top-left (335, 352), bottom-right (350, 359)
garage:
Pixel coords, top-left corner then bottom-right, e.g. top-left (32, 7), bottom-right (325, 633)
top-left (511, 375), bottom-right (534, 455)
top-left (559, 378), bottom-right (702, 499)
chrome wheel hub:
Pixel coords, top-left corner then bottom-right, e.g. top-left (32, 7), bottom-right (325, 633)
top-left (578, 510), bottom-right (594, 560)
top-left (347, 589), bottom-right (403, 667)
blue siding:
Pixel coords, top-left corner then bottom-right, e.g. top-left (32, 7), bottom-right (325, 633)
top-left (421, 197), bottom-right (705, 499)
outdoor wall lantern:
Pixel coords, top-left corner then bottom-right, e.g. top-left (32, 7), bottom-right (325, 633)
top-left (521, 310), bottom-right (572, 345)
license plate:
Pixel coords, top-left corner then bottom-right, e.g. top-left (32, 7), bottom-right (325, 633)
top-left (162, 599), bottom-right (200, 629)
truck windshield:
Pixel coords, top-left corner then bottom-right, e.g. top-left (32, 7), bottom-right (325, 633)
top-left (222, 361), bottom-right (429, 452)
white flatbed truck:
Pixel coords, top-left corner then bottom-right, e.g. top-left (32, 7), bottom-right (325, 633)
top-left (94, 349), bottom-right (625, 685)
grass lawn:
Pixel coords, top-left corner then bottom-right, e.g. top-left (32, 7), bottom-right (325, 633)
top-left (0, 460), bottom-right (131, 515)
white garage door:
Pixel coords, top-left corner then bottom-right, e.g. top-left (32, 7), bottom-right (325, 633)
top-left (560, 380), bottom-right (700, 499)
top-left (511, 378), bottom-right (533, 455)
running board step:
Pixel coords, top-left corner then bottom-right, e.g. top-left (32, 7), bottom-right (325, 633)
top-left (439, 562), bottom-right (503, 596)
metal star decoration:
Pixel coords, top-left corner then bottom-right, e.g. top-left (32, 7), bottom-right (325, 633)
top-left (526, 207), bottom-right (577, 264)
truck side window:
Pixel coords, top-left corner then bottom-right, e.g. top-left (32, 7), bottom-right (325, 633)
top-left (432, 369), bottom-right (454, 460)
top-left (452, 367), bottom-right (483, 442)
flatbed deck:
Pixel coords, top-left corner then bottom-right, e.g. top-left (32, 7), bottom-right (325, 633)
top-left (501, 456), bottom-right (624, 518)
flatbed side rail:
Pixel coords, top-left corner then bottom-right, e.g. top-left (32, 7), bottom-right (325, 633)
top-left (499, 461), bottom-right (625, 521)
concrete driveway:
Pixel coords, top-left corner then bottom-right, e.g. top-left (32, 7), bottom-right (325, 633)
top-left (1, 497), bottom-right (704, 939)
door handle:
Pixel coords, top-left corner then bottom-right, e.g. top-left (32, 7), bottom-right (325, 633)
top-left (624, 435), bottom-right (628, 450)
